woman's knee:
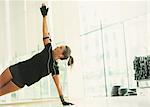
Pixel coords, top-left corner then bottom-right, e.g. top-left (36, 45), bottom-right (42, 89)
top-left (0, 81), bottom-right (21, 96)
top-left (0, 68), bottom-right (13, 88)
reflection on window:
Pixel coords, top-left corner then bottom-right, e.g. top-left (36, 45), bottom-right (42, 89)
top-left (103, 24), bottom-right (128, 96)
top-left (79, 3), bottom-right (149, 97)
top-left (81, 31), bottom-right (105, 97)
top-left (124, 15), bottom-right (148, 88)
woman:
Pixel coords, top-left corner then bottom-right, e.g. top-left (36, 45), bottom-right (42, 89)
top-left (0, 4), bottom-right (74, 106)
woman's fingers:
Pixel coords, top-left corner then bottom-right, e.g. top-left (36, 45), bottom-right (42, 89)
top-left (42, 3), bottom-right (45, 6)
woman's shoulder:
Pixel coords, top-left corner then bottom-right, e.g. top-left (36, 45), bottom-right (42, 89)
top-left (44, 43), bottom-right (52, 52)
top-left (44, 43), bottom-right (52, 48)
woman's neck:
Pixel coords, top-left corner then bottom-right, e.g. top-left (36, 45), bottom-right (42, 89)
top-left (52, 51), bottom-right (59, 61)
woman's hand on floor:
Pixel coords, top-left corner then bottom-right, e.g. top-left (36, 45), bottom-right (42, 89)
top-left (62, 101), bottom-right (74, 106)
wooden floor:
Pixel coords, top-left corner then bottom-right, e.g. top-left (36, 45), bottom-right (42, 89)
top-left (0, 96), bottom-right (150, 107)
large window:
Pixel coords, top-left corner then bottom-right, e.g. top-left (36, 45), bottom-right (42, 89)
top-left (124, 15), bottom-right (149, 88)
top-left (81, 31), bottom-right (106, 97)
top-left (79, 1), bottom-right (149, 97)
top-left (102, 24), bottom-right (128, 96)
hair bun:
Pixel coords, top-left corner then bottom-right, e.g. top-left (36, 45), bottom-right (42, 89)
top-left (68, 56), bottom-right (74, 66)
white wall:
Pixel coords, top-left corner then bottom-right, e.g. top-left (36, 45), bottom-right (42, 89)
top-left (0, 0), bottom-right (48, 73)
top-left (79, 1), bottom-right (148, 33)
top-left (0, 1), bottom-right (6, 67)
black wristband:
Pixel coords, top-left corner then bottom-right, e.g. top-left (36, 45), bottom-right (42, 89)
top-left (43, 36), bottom-right (49, 40)
top-left (59, 95), bottom-right (65, 103)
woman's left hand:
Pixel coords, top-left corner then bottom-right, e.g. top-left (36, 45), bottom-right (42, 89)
top-left (62, 101), bottom-right (74, 106)
top-left (40, 3), bottom-right (49, 17)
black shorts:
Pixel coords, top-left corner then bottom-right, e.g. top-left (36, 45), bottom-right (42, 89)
top-left (9, 65), bottom-right (25, 88)
top-left (8, 43), bottom-right (59, 87)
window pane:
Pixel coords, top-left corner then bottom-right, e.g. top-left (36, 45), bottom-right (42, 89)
top-left (103, 24), bottom-right (128, 96)
top-left (124, 15), bottom-right (148, 88)
top-left (81, 31), bottom-right (106, 97)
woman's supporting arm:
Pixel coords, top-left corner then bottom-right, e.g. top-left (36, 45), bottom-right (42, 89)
top-left (52, 75), bottom-right (74, 105)
top-left (52, 75), bottom-right (63, 96)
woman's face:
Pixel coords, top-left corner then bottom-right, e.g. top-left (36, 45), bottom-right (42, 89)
top-left (54, 45), bottom-right (66, 58)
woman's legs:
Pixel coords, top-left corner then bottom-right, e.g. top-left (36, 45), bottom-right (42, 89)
top-left (0, 68), bottom-right (13, 88)
top-left (0, 80), bottom-right (20, 96)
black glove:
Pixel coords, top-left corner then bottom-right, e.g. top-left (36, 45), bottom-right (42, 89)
top-left (60, 95), bottom-right (74, 106)
top-left (62, 101), bottom-right (74, 106)
top-left (40, 4), bottom-right (49, 17)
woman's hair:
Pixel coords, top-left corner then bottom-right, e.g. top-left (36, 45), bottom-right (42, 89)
top-left (60, 46), bottom-right (74, 66)
top-left (67, 56), bottom-right (74, 66)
